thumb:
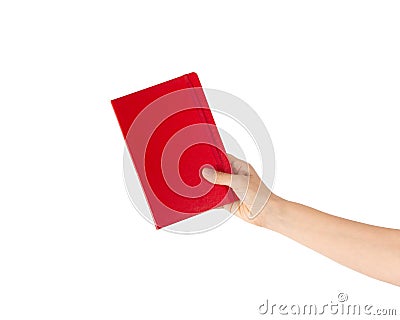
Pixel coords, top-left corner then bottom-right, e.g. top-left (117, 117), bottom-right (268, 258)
top-left (202, 167), bottom-right (235, 187)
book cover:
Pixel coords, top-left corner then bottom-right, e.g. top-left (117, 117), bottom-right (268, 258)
top-left (111, 72), bottom-right (238, 229)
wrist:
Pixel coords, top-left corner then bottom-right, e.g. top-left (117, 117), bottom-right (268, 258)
top-left (261, 193), bottom-right (288, 231)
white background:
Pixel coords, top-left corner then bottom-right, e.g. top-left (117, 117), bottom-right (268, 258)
top-left (1, 1), bottom-right (399, 319)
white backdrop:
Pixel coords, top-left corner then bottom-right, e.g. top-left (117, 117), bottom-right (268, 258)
top-left (1, 1), bottom-right (399, 319)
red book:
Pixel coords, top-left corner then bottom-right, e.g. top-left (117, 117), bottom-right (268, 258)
top-left (111, 72), bottom-right (238, 229)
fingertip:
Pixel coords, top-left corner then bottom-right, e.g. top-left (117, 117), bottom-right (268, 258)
top-left (226, 153), bottom-right (236, 162)
top-left (202, 167), bottom-right (216, 183)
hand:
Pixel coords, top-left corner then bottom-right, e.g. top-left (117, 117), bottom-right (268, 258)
top-left (204, 154), bottom-right (400, 286)
top-left (201, 154), bottom-right (278, 228)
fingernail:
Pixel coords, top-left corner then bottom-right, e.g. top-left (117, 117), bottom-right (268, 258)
top-left (202, 167), bottom-right (215, 180)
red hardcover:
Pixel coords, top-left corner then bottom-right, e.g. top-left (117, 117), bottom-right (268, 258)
top-left (111, 72), bottom-right (238, 229)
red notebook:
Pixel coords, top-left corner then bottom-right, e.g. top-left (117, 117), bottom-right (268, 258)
top-left (111, 72), bottom-right (238, 229)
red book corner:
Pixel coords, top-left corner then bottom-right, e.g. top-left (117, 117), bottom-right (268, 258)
top-left (111, 72), bottom-right (238, 229)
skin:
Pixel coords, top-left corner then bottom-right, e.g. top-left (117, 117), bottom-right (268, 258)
top-left (202, 154), bottom-right (400, 286)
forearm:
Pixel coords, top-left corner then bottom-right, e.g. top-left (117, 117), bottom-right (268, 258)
top-left (264, 195), bottom-right (400, 286)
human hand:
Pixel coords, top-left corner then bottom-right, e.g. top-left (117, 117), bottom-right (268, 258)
top-left (201, 154), bottom-right (279, 228)
top-left (204, 155), bottom-right (400, 287)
